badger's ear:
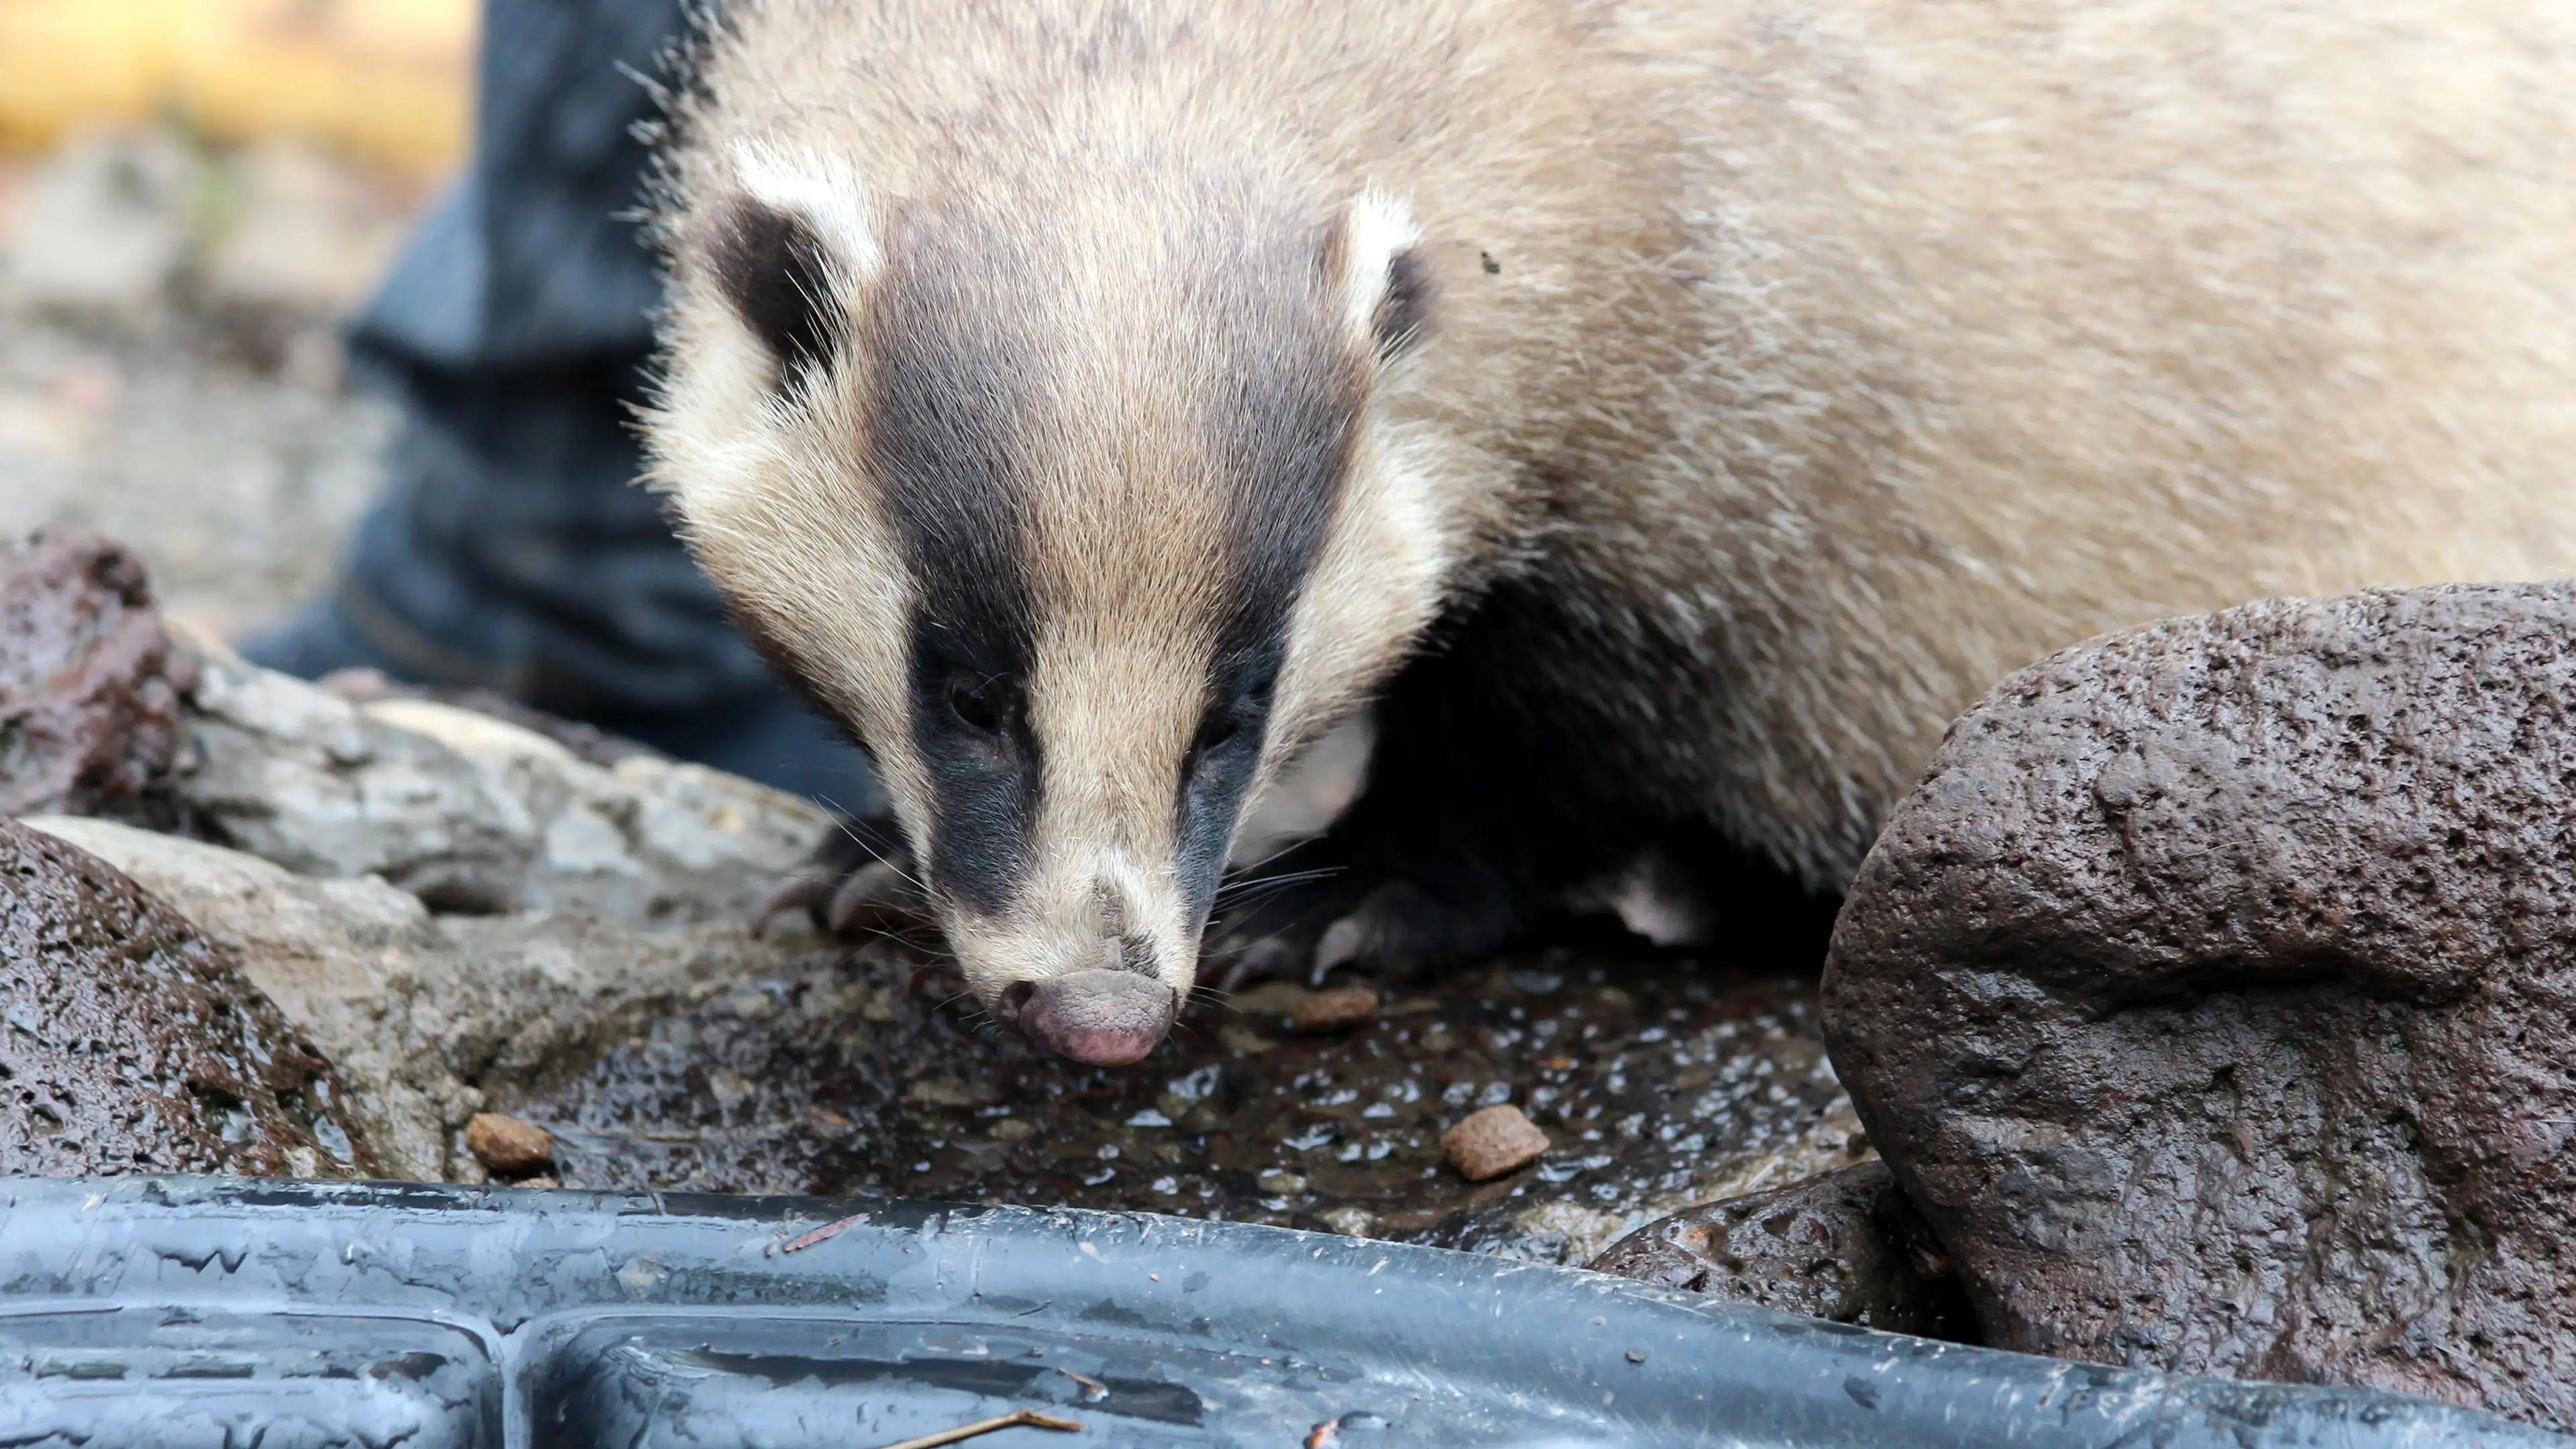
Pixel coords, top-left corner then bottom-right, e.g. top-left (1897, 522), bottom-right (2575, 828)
top-left (1326, 188), bottom-right (1433, 363)
top-left (705, 142), bottom-right (881, 383)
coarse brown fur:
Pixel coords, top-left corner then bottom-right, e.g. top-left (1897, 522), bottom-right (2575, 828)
top-left (644, 0), bottom-right (2576, 1053)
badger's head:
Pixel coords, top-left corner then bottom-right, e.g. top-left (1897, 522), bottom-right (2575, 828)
top-left (646, 140), bottom-right (1457, 1065)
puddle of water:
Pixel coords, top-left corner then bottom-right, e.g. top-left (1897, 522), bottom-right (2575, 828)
top-left (523, 926), bottom-right (1864, 1265)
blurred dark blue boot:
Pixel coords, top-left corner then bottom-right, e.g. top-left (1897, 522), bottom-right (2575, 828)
top-left (239, 0), bottom-right (877, 813)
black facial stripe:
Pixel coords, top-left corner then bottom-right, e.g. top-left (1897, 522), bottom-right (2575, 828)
top-left (858, 190), bottom-right (1369, 927)
top-left (869, 212), bottom-right (1043, 916)
top-left (708, 197), bottom-right (841, 383)
top-left (1171, 221), bottom-right (1368, 920)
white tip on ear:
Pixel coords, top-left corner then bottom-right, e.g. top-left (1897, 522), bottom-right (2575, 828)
top-left (731, 138), bottom-right (882, 281)
top-left (1338, 186), bottom-right (1421, 339)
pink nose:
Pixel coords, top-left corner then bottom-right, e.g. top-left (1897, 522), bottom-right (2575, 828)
top-left (999, 969), bottom-right (1175, 1066)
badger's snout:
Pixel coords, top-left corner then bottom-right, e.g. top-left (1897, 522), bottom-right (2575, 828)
top-left (996, 969), bottom-right (1177, 1066)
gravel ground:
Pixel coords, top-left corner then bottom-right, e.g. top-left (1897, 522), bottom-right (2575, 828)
top-left (0, 311), bottom-right (393, 641)
top-left (0, 133), bottom-right (413, 643)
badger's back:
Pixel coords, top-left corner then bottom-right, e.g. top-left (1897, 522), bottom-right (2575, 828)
top-left (657, 0), bottom-right (2576, 891)
top-left (1599, 1), bottom-right (2576, 883)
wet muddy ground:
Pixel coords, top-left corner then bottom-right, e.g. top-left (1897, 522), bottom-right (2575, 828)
top-left (515, 924), bottom-right (1864, 1267)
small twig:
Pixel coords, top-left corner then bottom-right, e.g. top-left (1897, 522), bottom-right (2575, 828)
top-left (781, 1213), bottom-right (867, 1254)
top-left (869, 1409), bottom-right (1085, 1449)
top-left (1054, 1367), bottom-right (1108, 1401)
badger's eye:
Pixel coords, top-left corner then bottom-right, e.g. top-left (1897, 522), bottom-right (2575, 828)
top-left (946, 676), bottom-right (1016, 735)
top-left (1191, 712), bottom-right (1242, 756)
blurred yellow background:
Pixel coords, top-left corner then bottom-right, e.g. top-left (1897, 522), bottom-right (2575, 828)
top-left (0, 0), bottom-right (474, 182)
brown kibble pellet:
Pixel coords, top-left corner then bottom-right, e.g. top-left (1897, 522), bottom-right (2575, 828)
top-left (1290, 983), bottom-right (1381, 1034)
top-left (1441, 1104), bottom-right (1549, 1181)
top-left (465, 1112), bottom-right (554, 1175)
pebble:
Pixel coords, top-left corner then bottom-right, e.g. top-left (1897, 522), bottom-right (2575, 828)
top-left (1291, 984), bottom-right (1381, 1034)
top-left (465, 1112), bottom-right (554, 1175)
top-left (1440, 1104), bottom-right (1549, 1181)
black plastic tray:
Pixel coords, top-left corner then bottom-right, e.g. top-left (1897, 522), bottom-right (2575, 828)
top-left (0, 1177), bottom-right (2553, 1447)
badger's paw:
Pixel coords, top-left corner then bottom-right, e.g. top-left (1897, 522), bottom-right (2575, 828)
top-left (755, 814), bottom-right (933, 940)
top-left (1205, 867), bottom-right (1520, 992)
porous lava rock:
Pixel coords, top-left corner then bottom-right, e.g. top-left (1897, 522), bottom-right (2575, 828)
top-left (0, 528), bottom-right (196, 826)
top-left (1823, 583), bottom-right (2576, 1430)
top-left (1589, 1161), bottom-right (1974, 1339)
top-left (0, 818), bottom-right (372, 1177)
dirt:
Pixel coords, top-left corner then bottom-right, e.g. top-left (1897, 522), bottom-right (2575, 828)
top-left (516, 923), bottom-right (1865, 1266)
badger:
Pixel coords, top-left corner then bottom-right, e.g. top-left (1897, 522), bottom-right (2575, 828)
top-left (644, 0), bottom-right (2576, 1065)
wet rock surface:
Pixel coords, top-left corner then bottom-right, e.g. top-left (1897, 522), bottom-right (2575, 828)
top-left (513, 928), bottom-right (1866, 1266)
top-left (0, 527), bottom-right (195, 826)
top-left (1589, 1160), bottom-right (1972, 1340)
top-left (24, 813), bottom-right (811, 1185)
top-left (0, 817), bottom-right (370, 1177)
top-left (1825, 584), bottom-right (2576, 1430)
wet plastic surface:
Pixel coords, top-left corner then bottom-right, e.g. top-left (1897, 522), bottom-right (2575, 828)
top-left (0, 1177), bottom-right (2559, 1447)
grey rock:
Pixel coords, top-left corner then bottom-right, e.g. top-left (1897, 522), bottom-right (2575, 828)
top-left (1823, 582), bottom-right (2576, 1431)
top-left (1589, 1161), bottom-right (1974, 1340)
top-left (0, 817), bottom-right (372, 1179)
top-left (176, 635), bottom-right (832, 924)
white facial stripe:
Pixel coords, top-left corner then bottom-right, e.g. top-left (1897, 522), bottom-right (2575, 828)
top-left (729, 138), bottom-right (884, 284)
top-left (1338, 187), bottom-right (1421, 340)
top-left (658, 379), bottom-right (934, 849)
top-left (1267, 413), bottom-right (1457, 782)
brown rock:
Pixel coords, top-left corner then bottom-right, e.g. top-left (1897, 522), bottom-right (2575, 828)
top-left (0, 818), bottom-right (371, 1178)
top-left (465, 1112), bottom-right (553, 1175)
top-left (1442, 1103), bottom-right (1548, 1181)
top-left (1823, 583), bottom-right (2576, 1430)
top-left (1589, 1161), bottom-right (1975, 1339)
top-left (1290, 983), bottom-right (1381, 1034)
top-left (0, 528), bottom-right (197, 827)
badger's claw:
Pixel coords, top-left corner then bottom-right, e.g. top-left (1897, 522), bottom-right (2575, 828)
top-left (1210, 932), bottom-right (1312, 994)
top-left (1207, 870), bottom-right (1514, 990)
top-left (755, 814), bottom-right (931, 941)
top-left (753, 874), bottom-right (832, 936)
